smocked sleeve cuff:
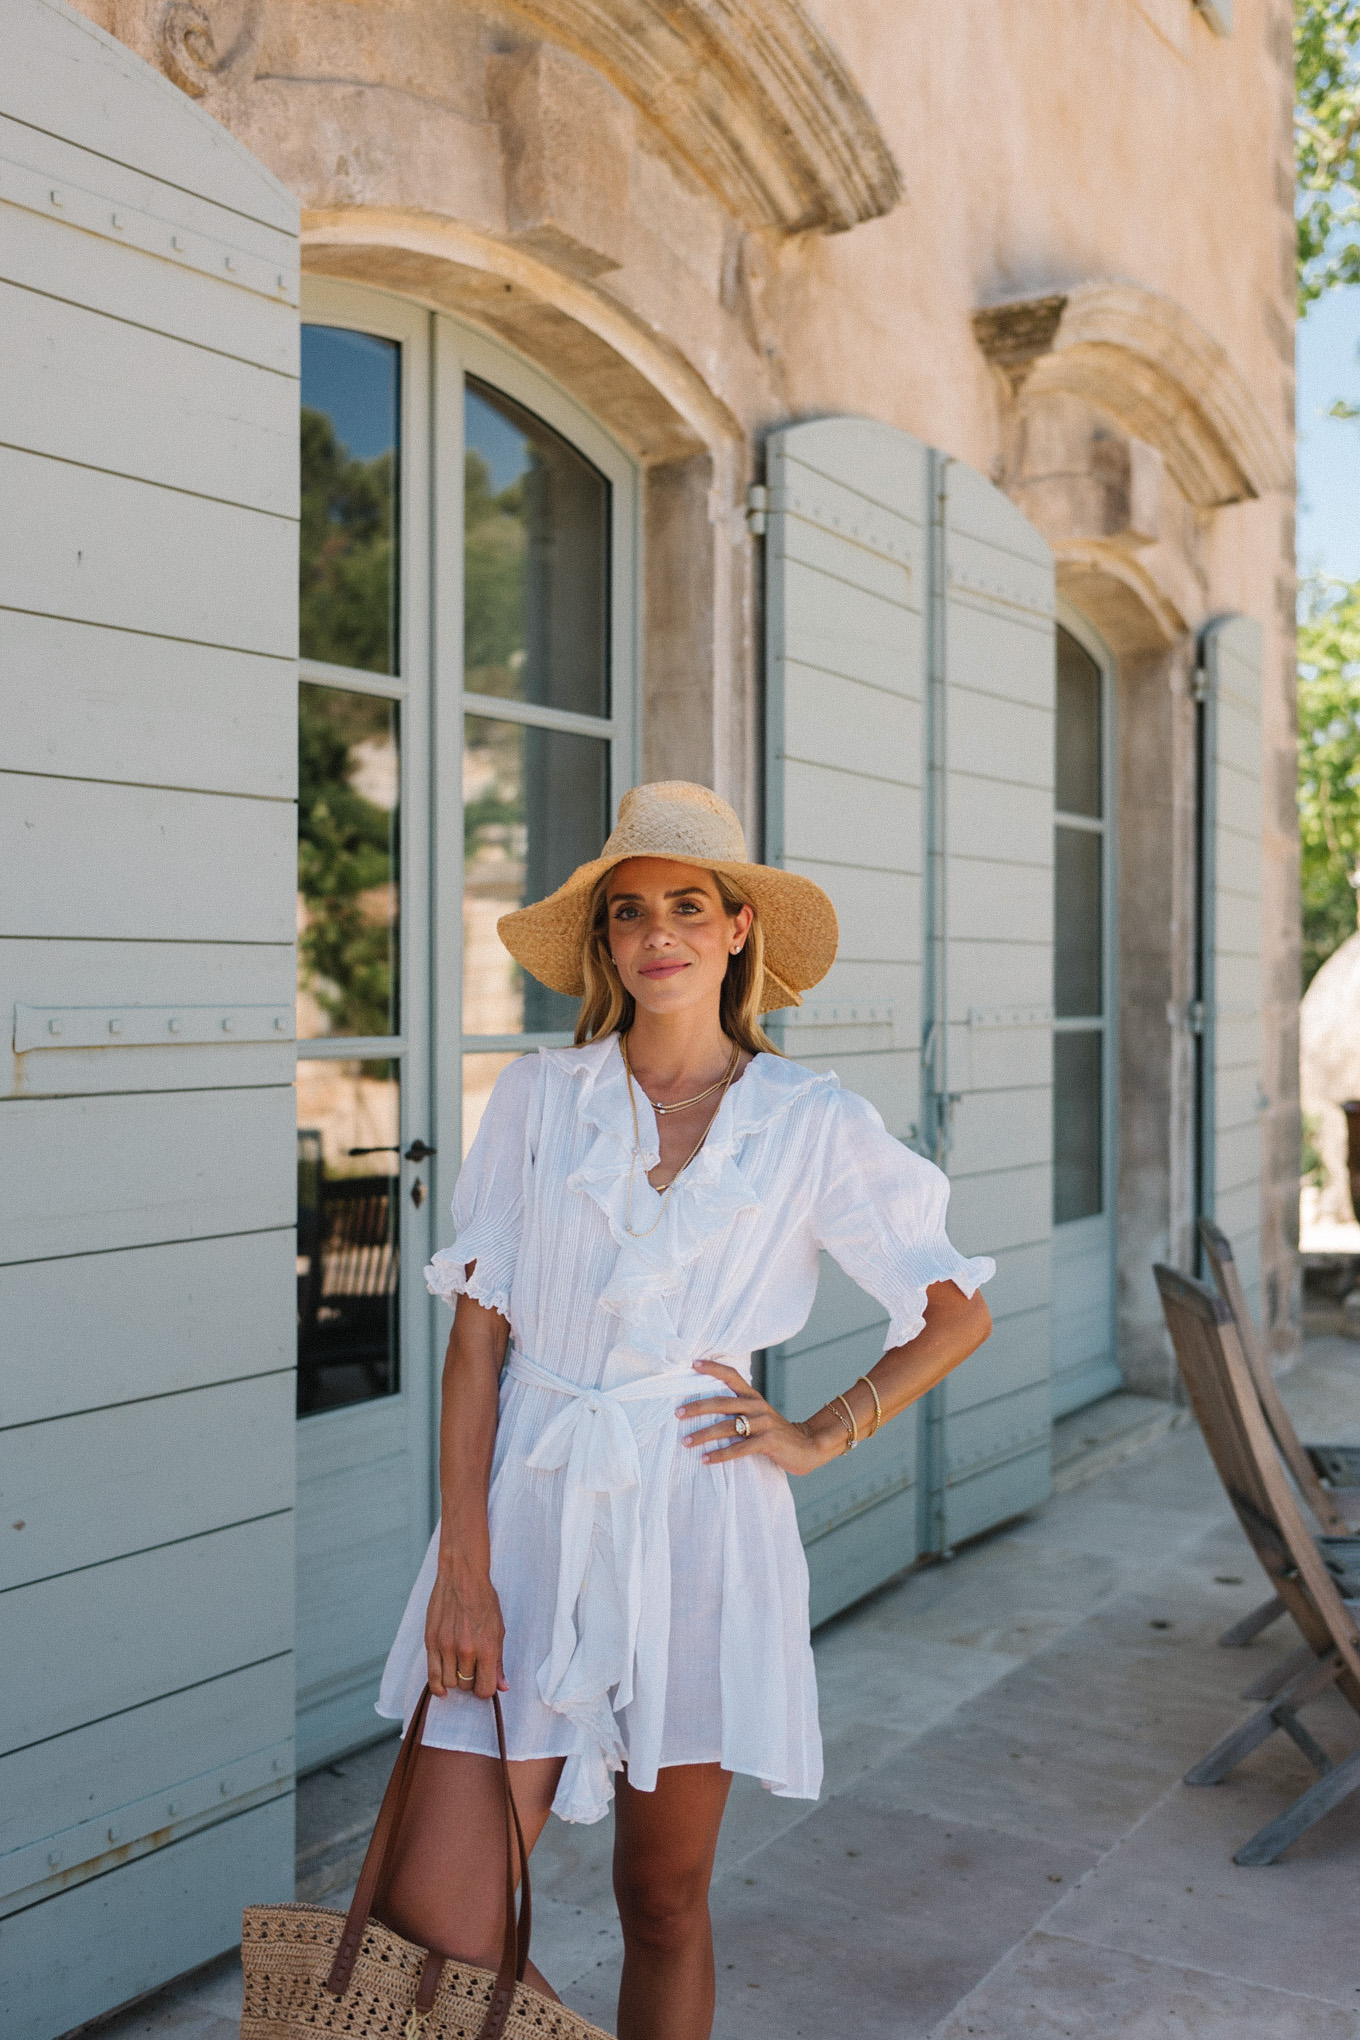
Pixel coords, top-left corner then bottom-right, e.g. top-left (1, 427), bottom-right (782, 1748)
top-left (878, 1237), bottom-right (996, 1352)
top-left (424, 1234), bottom-right (515, 1320)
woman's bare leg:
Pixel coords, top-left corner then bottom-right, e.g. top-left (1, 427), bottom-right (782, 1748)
top-left (612, 1763), bottom-right (732, 2040)
top-left (378, 1747), bottom-right (566, 2000)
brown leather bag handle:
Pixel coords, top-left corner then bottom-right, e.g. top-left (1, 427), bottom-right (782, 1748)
top-left (324, 1687), bottom-right (531, 2040)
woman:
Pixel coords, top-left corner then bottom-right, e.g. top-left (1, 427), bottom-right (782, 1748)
top-left (376, 781), bottom-right (993, 2040)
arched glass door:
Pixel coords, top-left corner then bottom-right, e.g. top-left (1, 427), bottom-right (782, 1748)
top-left (295, 284), bottom-right (636, 1767)
top-left (1051, 618), bottom-right (1120, 1417)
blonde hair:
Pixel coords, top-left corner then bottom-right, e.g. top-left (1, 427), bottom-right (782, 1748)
top-left (575, 868), bottom-right (781, 1056)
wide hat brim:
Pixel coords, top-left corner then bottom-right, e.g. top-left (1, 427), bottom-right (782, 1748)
top-left (498, 854), bottom-right (838, 1014)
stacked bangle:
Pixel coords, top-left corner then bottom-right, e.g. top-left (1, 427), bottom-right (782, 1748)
top-left (823, 1370), bottom-right (888, 1452)
top-left (821, 1375), bottom-right (885, 1456)
top-left (823, 1403), bottom-right (856, 1452)
top-left (856, 1374), bottom-right (884, 1437)
top-left (828, 1393), bottom-right (858, 1451)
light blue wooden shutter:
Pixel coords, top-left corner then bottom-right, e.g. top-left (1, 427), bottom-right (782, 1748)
top-left (0, 5), bottom-right (299, 2034)
top-left (1199, 615), bottom-right (1264, 1317)
top-left (760, 418), bottom-right (931, 1623)
top-left (924, 458), bottom-right (1056, 1547)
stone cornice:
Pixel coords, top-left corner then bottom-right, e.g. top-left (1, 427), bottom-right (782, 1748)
top-left (499, 0), bottom-right (903, 234)
top-left (974, 283), bottom-right (1291, 507)
top-left (302, 210), bottom-right (745, 460)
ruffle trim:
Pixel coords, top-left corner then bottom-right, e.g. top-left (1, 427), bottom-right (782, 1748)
top-left (424, 1236), bottom-right (513, 1320)
top-left (541, 1040), bottom-right (837, 1380)
top-left (880, 1238), bottom-right (996, 1351)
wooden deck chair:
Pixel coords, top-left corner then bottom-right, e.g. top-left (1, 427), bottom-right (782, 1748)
top-left (1155, 1263), bottom-right (1360, 1864)
top-left (1198, 1218), bottom-right (1360, 1653)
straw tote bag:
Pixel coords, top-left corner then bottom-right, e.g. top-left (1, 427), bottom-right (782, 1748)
top-left (240, 1686), bottom-right (613, 2040)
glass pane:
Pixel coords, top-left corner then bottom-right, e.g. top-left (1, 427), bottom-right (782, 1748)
top-left (463, 1051), bottom-right (528, 1159)
top-left (464, 716), bottom-right (609, 1036)
top-left (1054, 826), bottom-right (1102, 1018)
top-left (1055, 625), bottom-right (1102, 818)
top-left (300, 326), bottom-right (400, 675)
top-left (298, 684), bottom-right (400, 1040)
top-left (464, 379), bottom-right (609, 718)
top-left (297, 1058), bottom-right (400, 1415)
top-left (1054, 1030), bottom-right (1103, 1224)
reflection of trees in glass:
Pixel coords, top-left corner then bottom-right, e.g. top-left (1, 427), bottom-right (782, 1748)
top-left (463, 381), bottom-right (609, 717)
top-left (463, 709), bottom-right (525, 866)
top-left (464, 446), bottom-right (528, 697)
top-left (298, 686), bottom-right (399, 1036)
top-left (300, 407), bottom-right (397, 675)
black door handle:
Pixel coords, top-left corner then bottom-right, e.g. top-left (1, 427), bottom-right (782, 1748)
top-left (404, 1139), bottom-right (437, 1162)
top-left (348, 1145), bottom-right (399, 1157)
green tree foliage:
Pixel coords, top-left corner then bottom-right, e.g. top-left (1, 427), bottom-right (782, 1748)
top-left (463, 447), bottom-right (531, 860)
top-left (298, 687), bottom-right (398, 1037)
top-left (463, 447), bottom-right (528, 689)
top-left (1296, 0), bottom-right (1360, 308)
top-left (1299, 576), bottom-right (1360, 986)
top-left (299, 407), bottom-right (397, 674)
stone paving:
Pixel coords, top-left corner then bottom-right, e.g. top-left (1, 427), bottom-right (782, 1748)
top-left (81, 1336), bottom-right (1360, 2040)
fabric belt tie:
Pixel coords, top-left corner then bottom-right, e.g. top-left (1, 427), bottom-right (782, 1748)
top-left (504, 1345), bottom-right (744, 1810)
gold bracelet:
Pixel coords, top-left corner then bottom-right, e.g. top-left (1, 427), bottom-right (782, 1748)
top-left (825, 1397), bottom-right (856, 1453)
top-left (831, 1392), bottom-right (860, 1451)
top-left (856, 1374), bottom-right (884, 1437)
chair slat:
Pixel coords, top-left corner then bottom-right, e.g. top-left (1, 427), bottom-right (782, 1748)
top-left (1155, 1262), bottom-right (1360, 1863)
top-left (1200, 1218), bottom-right (1358, 1535)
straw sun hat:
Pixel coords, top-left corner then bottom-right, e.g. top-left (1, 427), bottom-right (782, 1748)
top-left (497, 781), bottom-right (838, 1014)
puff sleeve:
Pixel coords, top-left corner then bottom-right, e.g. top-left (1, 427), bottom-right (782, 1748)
top-left (423, 1052), bottom-right (543, 1320)
top-left (811, 1086), bottom-right (994, 1352)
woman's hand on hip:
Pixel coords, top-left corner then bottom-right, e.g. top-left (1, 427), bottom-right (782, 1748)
top-left (677, 1360), bottom-right (841, 1477)
top-left (425, 1561), bottom-right (508, 1700)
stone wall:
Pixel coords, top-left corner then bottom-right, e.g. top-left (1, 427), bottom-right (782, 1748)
top-left (74, 0), bottom-right (1299, 1367)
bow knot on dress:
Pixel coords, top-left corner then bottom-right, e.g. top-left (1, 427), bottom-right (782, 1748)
top-left (378, 1035), bottom-right (993, 1824)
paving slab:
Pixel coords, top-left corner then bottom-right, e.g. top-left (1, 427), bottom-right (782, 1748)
top-left (1044, 1737), bottom-right (1360, 2002)
top-left (71, 1337), bottom-right (1360, 2039)
top-left (566, 1801), bottom-right (1096, 2040)
top-left (931, 1930), bottom-right (1360, 2039)
top-left (71, 1953), bottom-right (243, 2040)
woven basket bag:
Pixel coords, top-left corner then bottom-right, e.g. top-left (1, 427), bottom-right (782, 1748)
top-left (241, 1687), bottom-right (613, 2040)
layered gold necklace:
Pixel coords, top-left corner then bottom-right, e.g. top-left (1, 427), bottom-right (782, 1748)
top-left (620, 1034), bottom-right (741, 1240)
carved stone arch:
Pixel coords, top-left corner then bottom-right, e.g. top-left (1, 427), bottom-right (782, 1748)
top-left (498, 0), bottom-right (904, 234)
top-left (1056, 546), bottom-right (1186, 660)
top-left (304, 209), bottom-right (738, 461)
top-left (974, 283), bottom-right (1291, 508)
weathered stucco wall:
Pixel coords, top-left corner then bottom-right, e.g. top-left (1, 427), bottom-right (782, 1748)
top-left (74, 0), bottom-right (1299, 1367)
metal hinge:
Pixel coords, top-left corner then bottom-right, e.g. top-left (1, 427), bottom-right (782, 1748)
top-left (746, 484), bottom-right (768, 536)
top-left (1188, 1000), bottom-right (1207, 1035)
top-left (1191, 663), bottom-right (1211, 704)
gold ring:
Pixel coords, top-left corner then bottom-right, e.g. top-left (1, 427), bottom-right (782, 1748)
top-left (734, 1414), bottom-right (751, 1438)
top-left (455, 1670), bottom-right (475, 1686)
